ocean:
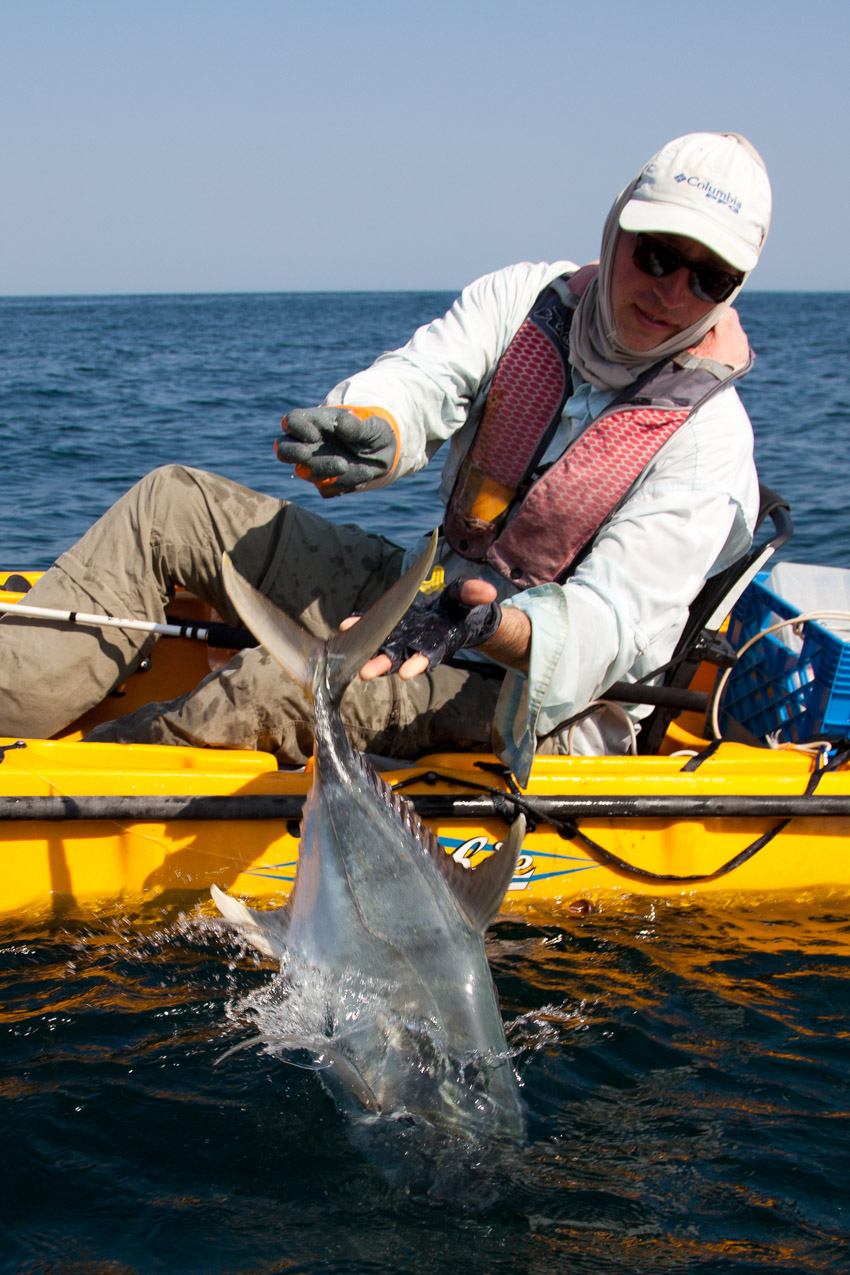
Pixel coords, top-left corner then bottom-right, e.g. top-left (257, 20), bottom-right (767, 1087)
top-left (3, 290), bottom-right (849, 567)
top-left (1, 291), bottom-right (849, 1273)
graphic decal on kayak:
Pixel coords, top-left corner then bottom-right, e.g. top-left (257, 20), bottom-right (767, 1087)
top-left (438, 834), bottom-right (597, 892)
top-left (241, 839), bottom-right (597, 892)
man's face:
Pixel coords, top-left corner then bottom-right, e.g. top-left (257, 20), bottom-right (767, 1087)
top-left (609, 230), bottom-right (733, 351)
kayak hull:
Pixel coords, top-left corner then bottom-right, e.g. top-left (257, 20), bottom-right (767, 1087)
top-left (2, 734), bottom-right (849, 916)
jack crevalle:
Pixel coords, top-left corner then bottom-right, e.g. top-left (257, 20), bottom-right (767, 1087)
top-left (212, 534), bottom-right (526, 1151)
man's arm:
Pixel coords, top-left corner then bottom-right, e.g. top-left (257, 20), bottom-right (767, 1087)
top-left (277, 262), bottom-right (581, 491)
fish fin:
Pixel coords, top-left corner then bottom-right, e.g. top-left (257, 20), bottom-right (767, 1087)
top-left (210, 883), bottom-right (290, 961)
top-left (354, 759), bottom-right (523, 932)
top-left (255, 1035), bottom-right (382, 1114)
top-left (324, 530), bottom-right (438, 699)
top-left (449, 814), bottom-right (527, 932)
top-left (319, 1047), bottom-right (381, 1113)
top-left (221, 554), bottom-right (322, 700)
top-left (221, 530), bottom-right (437, 704)
top-left (215, 1032), bottom-right (377, 1115)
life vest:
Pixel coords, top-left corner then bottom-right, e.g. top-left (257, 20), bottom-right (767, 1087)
top-left (443, 275), bottom-right (753, 589)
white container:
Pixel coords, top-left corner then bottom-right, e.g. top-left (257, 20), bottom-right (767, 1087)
top-left (766, 562), bottom-right (850, 653)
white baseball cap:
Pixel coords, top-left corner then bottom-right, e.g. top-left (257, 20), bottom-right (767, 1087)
top-left (619, 132), bottom-right (772, 273)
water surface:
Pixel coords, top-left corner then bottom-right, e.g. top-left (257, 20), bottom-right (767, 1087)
top-left (2, 897), bottom-right (849, 1274)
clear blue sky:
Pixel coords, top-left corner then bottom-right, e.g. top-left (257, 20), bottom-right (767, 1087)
top-left (1, 0), bottom-right (846, 294)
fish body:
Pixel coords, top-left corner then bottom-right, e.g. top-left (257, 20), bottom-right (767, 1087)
top-left (214, 538), bottom-right (526, 1147)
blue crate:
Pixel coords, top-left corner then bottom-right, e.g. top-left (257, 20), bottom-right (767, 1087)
top-left (722, 571), bottom-right (850, 743)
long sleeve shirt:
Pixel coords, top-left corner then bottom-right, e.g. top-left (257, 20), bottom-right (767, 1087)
top-left (325, 261), bottom-right (760, 782)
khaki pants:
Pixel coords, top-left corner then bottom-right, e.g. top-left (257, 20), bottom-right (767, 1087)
top-left (0, 466), bottom-right (501, 765)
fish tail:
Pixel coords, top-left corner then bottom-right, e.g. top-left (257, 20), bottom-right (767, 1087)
top-left (324, 531), bottom-right (437, 701)
top-left (221, 552), bottom-right (324, 699)
top-left (221, 530), bottom-right (437, 705)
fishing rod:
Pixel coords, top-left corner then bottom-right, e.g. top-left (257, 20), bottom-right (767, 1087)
top-left (0, 598), bottom-right (254, 649)
top-left (0, 597), bottom-right (708, 713)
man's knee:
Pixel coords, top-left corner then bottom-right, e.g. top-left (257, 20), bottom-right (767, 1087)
top-left (133, 463), bottom-right (219, 514)
top-left (126, 465), bottom-right (282, 565)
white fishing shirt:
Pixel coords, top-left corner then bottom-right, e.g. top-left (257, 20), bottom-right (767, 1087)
top-left (325, 262), bottom-right (760, 783)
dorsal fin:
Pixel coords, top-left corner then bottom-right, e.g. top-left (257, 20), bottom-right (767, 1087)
top-left (359, 754), bottom-right (525, 933)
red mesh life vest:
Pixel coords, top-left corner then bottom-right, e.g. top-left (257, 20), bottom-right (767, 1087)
top-left (443, 276), bottom-right (753, 589)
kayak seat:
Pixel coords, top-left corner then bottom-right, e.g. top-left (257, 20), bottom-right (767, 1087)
top-left (2, 574), bottom-right (32, 593)
top-left (634, 484), bottom-right (794, 754)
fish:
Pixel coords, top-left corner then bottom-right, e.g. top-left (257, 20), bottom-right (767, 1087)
top-left (212, 533), bottom-right (526, 1155)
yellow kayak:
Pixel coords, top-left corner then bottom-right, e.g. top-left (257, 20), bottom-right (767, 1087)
top-left (2, 571), bottom-right (849, 917)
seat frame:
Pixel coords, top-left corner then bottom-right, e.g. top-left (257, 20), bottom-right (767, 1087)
top-left (635, 484), bottom-right (794, 753)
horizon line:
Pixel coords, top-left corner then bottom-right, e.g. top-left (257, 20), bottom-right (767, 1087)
top-left (0, 286), bottom-right (845, 301)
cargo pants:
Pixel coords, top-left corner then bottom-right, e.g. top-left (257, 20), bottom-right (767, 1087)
top-left (0, 465), bottom-right (502, 765)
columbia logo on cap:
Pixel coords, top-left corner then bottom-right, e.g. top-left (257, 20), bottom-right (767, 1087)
top-left (674, 172), bottom-right (742, 216)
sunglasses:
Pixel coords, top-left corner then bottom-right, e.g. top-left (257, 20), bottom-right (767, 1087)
top-left (631, 233), bottom-right (744, 304)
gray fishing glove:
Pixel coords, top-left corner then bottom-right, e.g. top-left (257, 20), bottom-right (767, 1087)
top-left (276, 406), bottom-right (399, 496)
top-left (379, 581), bottom-right (502, 672)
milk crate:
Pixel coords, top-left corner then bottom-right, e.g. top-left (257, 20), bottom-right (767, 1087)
top-left (722, 570), bottom-right (850, 743)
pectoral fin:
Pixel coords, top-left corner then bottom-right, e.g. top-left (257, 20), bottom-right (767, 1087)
top-left (217, 1031), bottom-right (379, 1112)
top-left (319, 1047), bottom-right (381, 1113)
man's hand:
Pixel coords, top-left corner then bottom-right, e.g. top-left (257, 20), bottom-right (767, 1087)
top-left (343, 580), bottom-right (533, 680)
top-left (275, 406), bottom-right (399, 496)
top-left (341, 579), bottom-right (506, 682)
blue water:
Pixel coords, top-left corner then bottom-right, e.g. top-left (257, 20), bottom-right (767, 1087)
top-left (0, 291), bottom-right (457, 567)
top-left (2, 291), bottom-right (849, 567)
top-left (1, 291), bottom-right (850, 1272)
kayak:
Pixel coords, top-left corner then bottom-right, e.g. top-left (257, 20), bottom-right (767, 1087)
top-left (2, 568), bottom-right (850, 917)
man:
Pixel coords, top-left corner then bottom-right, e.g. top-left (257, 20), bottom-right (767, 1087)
top-left (0, 133), bottom-right (771, 783)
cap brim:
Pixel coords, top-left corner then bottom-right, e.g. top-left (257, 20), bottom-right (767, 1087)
top-left (619, 198), bottom-right (758, 273)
